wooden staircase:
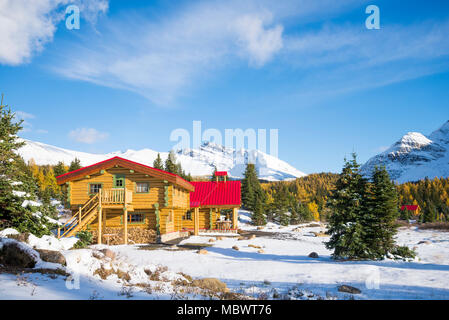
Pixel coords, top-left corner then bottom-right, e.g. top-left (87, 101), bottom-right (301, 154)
top-left (58, 193), bottom-right (100, 238)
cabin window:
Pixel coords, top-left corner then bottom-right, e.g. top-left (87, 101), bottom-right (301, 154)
top-left (114, 175), bottom-right (125, 188)
top-left (183, 210), bottom-right (192, 220)
top-left (89, 184), bottom-right (102, 194)
top-left (135, 182), bottom-right (149, 193)
top-left (124, 213), bottom-right (145, 224)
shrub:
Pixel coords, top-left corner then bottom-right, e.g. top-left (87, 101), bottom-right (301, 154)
top-left (390, 245), bottom-right (416, 260)
top-left (73, 230), bottom-right (93, 249)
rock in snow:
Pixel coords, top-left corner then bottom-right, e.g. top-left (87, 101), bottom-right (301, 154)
top-left (337, 285), bottom-right (362, 294)
top-left (361, 120), bottom-right (449, 183)
top-left (17, 139), bottom-right (306, 182)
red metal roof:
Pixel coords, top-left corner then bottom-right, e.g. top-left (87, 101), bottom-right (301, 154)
top-left (401, 205), bottom-right (420, 211)
top-left (190, 181), bottom-right (241, 208)
top-left (215, 171), bottom-right (228, 176)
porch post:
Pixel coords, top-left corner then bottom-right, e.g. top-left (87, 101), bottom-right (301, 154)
top-left (124, 188), bottom-right (128, 245)
top-left (98, 189), bottom-right (102, 245)
top-left (232, 207), bottom-right (238, 230)
top-left (98, 207), bottom-right (102, 245)
top-left (194, 207), bottom-right (199, 236)
top-left (124, 207), bottom-right (128, 245)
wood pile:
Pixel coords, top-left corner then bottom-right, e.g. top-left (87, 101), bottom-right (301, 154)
top-left (91, 227), bottom-right (157, 245)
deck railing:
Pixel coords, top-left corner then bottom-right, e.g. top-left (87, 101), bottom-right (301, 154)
top-left (101, 188), bottom-right (133, 205)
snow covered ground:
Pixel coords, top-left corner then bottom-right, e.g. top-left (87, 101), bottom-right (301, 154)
top-left (1, 210), bottom-right (449, 300)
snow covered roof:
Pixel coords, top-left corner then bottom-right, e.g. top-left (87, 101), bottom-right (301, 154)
top-left (190, 181), bottom-right (241, 208)
top-left (55, 156), bottom-right (194, 191)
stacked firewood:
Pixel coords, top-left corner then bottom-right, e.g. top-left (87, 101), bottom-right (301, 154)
top-left (91, 227), bottom-right (157, 245)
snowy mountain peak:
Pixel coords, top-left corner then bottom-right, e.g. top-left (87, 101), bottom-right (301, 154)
top-left (17, 139), bottom-right (306, 182)
top-left (429, 120), bottom-right (449, 143)
top-left (361, 120), bottom-right (449, 183)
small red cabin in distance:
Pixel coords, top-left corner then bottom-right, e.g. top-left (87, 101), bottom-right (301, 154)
top-left (400, 205), bottom-right (421, 216)
top-left (215, 171), bottom-right (228, 176)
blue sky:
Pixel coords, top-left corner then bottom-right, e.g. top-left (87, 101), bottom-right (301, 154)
top-left (1, 0), bottom-right (449, 173)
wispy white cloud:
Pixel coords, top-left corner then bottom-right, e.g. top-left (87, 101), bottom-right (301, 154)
top-left (14, 111), bottom-right (35, 132)
top-left (69, 128), bottom-right (109, 144)
top-left (51, 0), bottom-right (364, 105)
top-left (280, 19), bottom-right (449, 102)
top-left (0, 0), bottom-right (108, 65)
top-left (233, 13), bottom-right (283, 67)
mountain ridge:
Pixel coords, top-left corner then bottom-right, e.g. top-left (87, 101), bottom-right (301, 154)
top-left (361, 120), bottom-right (449, 183)
top-left (17, 139), bottom-right (307, 182)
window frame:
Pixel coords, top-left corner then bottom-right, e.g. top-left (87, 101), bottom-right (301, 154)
top-left (113, 174), bottom-right (126, 188)
top-left (88, 183), bottom-right (103, 196)
top-left (121, 212), bottom-right (146, 225)
top-left (183, 210), bottom-right (192, 221)
top-left (135, 181), bottom-right (150, 194)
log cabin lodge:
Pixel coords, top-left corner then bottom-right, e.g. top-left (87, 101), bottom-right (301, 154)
top-left (56, 157), bottom-right (241, 244)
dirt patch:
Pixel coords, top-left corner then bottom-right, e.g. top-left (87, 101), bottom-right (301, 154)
top-left (418, 223), bottom-right (449, 232)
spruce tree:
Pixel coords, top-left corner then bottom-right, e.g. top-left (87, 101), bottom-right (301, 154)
top-left (362, 166), bottom-right (400, 259)
top-left (153, 153), bottom-right (164, 170)
top-left (69, 158), bottom-right (82, 171)
top-left (241, 163), bottom-right (265, 212)
top-left (0, 98), bottom-right (25, 223)
top-left (53, 161), bottom-right (68, 177)
top-left (164, 151), bottom-right (177, 173)
top-left (0, 96), bottom-right (54, 236)
top-left (272, 184), bottom-right (291, 225)
top-left (325, 154), bottom-right (368, 260)
top-left (251, 200), bottom-right (267, 226)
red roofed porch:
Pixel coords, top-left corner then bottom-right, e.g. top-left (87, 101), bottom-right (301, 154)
top-left (188, 175), bottom-right (241, 235)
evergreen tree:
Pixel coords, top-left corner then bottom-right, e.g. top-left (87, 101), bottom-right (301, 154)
top-left (164, 151), bottom-right (177, 173)
top-left (251, 200), bottom-right (267, 226)
top-left (53, 161), bottom-right (68, 177)
top-left (362, 166), bottom-right (400, 259)
top-left (0, 97), bottom-right (26, 222)
top-left (272, 184), bottom-right (291, 225)
top-left (241, 163), bottom-right (265, 212)
top-left (0, 95), bottom-right (54, 236)
top-left (153, 153), bottom-right (164, 170)
top-left (325, 154), bottom-right (368, 260)
top-left (211, 166), bottom-right (218, 182)
top-left (69, 158), bottom-right (82, 172)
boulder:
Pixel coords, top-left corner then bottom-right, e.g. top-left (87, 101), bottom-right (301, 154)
top-left (192, 278), bottom-right (229, 293)
top-left (100, 248), bottom-right (116, 260)
top-left (232, 246), bottom-right (239, 251)
top-left (248, 244), bottom-right (262, 249)
top-left (197, 249), bottom-right (208, 255)
top-left (257, 249), bottom-right (265, 254)
top-left (237, 236), bottom-right (246, 241)
top-left (208, 238), bottom-right (215, 243)
top-left (36, 249), bottom-right (66, 266)
top-left (257, 226), bottom-right (264, 230)
top-left (215, 236), bottom-right (223, 241)
top-left (247, 234), bottom-right (256, 240)
top-left (308, 252), bottom-right (319, 259)
top-left (337, 285), bottom-right (361, 294)
top-left (0, 241), bottom-right (38, 268)
top-left (418, 240), bottom-right (432, 245)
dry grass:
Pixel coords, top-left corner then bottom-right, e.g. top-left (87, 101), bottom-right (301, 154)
top-left (418, 222), bottom-right (449, 231)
